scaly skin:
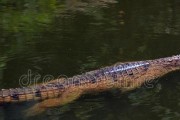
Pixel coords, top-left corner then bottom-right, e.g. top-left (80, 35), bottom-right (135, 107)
top-left (0, 55), bottom-right (180, 116)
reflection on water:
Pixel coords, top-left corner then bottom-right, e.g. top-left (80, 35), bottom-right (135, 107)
top-left (0, 0), bottom-right (180, 119)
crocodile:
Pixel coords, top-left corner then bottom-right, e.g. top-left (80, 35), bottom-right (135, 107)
top-left (0, 55), bottom-right (180, 116)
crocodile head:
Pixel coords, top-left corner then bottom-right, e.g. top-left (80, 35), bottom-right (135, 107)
top-left (163, 55), bottom-right (180, 71)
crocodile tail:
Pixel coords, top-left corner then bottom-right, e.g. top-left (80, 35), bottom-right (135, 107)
top-left (0, 83), bottom-right (65, 104)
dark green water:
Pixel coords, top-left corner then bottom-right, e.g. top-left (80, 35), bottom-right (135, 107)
top-left (0, 0), bottom-right (180, 119)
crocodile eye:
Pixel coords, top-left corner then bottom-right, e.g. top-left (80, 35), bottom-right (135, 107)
top-left (167, 59), bottom-right (172, 62)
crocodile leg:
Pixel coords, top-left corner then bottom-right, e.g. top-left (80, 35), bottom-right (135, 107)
top-left (25, 87), bottom-right (83, 116)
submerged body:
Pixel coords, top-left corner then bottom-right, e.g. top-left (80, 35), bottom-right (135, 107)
top-left (0, 55), bottom-right (180, 116)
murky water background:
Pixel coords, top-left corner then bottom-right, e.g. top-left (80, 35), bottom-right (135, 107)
top-left (0, 0), bottom-right (180, 119)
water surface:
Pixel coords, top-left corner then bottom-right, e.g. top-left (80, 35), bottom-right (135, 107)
top-left (0, 0), bottom-right (180, 119)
